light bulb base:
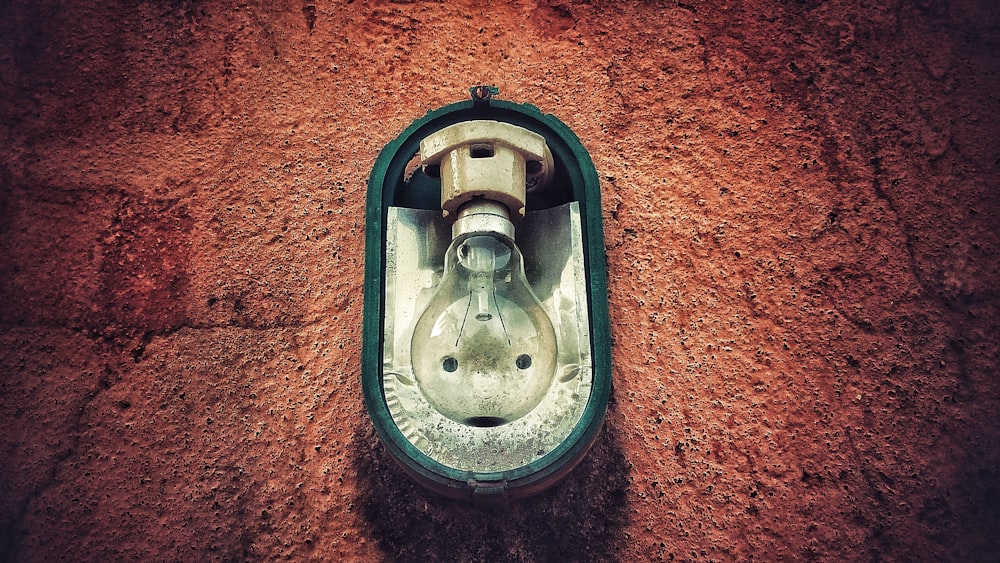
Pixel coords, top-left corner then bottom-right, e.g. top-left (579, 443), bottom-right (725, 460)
top-left (451, 200), bottom-right (514, 241)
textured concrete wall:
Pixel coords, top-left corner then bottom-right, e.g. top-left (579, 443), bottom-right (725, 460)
top-left (1, 0), bottom-right (998, 561)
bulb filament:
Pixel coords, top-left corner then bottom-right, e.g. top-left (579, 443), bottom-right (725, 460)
top-left (457, 282), bottom-right (512, 346)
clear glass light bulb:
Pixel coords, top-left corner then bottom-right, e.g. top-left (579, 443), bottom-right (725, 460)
top-left (411, 232), bottom-right (557, 427)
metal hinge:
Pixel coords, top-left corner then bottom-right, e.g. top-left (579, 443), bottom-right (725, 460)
top-left (468, 475), bottom-right (509, 510)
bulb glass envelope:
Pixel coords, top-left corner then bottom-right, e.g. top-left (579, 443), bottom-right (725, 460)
top-left (363, 94), bottom-right (611, 503)
top-left (384, 202), bottom-right (591, 472)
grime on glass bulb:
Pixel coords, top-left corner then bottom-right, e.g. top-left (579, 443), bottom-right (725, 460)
top-left (411, 231), bottom-right (557, 427)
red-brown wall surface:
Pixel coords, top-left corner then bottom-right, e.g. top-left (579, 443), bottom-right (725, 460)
top-left (2, 1), bottom-right (997, 560)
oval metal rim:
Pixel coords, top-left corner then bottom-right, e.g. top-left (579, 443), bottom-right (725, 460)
top-left (362, 97), bottom-right (612, 501)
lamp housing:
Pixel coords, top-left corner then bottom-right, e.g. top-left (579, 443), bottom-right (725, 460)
top-left (363, 89), bottom-right (611, 505)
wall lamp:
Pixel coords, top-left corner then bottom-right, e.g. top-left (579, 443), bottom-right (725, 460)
top-left (363, 87), bottom-right (611, 505)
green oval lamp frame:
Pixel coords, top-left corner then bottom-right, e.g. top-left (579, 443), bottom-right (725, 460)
top-left (362, 92), bottom-right (612, 503)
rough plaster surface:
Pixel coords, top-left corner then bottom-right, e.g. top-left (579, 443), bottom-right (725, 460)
top-left (1, 0), bottom-right (998, 561)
